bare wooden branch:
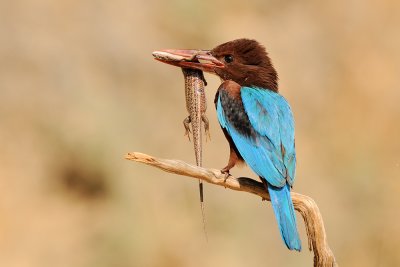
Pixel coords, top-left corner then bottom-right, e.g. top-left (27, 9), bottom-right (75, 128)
top-left (125, 152), bottom-right (337, 267)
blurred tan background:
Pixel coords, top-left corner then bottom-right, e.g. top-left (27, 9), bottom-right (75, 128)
top-left (1, 0), bottom-right (399, 266)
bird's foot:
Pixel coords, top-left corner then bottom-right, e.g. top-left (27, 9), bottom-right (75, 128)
top-left (220, 167), bottom-right (232, 186)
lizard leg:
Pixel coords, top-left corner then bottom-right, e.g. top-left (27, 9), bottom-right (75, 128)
top-left (201, 114), bottom-right (211, 141)
top-left (183, 116), bottom-right (191, 141)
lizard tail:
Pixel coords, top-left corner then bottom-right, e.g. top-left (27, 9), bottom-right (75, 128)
top-left (199, 180), bottom-right (208, 242)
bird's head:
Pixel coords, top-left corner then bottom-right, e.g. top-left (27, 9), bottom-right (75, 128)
top-left (153, 38), bottom-right (278, 91)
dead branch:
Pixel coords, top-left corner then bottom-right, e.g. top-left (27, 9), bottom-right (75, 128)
top-left (125, 152), bottom-right (337, 267)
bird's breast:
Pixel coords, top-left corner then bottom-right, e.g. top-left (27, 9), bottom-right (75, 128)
top-left (218, 85), bottom-right (255, 139)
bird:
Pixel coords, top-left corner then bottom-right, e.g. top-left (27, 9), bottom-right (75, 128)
top-left (153, 38), bottom-right (301, 251)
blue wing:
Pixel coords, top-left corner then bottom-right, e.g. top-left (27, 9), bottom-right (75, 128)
top-left (217, 87), bottom-right (301, 250)
top-left (217, 87), bottom-right (296, 187)
top-left (241, 87), bottom-right (296, 185)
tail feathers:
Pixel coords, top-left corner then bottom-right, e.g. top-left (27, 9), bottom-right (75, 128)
top-left (267, 183), bottom-right (302, 251)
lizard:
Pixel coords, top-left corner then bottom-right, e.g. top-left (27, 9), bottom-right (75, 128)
top-left (182, 68), bottom-right (210, 241)
top-left (152, 50), bottom-right (210, 238)
top-left (181, 68), bottom-right (210, 239)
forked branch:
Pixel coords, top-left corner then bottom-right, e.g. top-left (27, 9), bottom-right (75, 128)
top-left (125, 152), bottom-right (337, 267)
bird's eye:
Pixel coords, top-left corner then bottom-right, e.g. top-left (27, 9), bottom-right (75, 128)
top-left (224, 55), bottom-right (234, 63)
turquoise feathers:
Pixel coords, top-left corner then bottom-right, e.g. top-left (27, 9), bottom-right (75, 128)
top-left (217, 86), bottom-right (301, 251)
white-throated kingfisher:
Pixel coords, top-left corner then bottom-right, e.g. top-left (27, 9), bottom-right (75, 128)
top-left (154, 39), bottom-right (301, 251)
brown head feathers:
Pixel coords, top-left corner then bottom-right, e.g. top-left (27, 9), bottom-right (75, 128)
top-left (211, 39), bottom-right (278, 92)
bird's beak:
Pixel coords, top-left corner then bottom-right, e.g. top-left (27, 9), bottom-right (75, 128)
top-left (152, 49), bottom-right (224, 73)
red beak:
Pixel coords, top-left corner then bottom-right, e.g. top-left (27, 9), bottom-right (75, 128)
top-left (152, 49), bottom-right (224, 73)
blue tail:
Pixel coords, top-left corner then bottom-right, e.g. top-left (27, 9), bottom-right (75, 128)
top-left (267, 183), bottom-right (301, 251)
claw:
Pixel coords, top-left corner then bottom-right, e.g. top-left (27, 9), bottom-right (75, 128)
top-left (183, 116), bottom-right (191, 141)
top-left (184, 129), bottom-right (191, 141)
top-left (220, 169), bottom-right (232, 184)
top-left (205, 128), bottom-right (211, 142)
top-left (202, 114), bottom-right (211, 142)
